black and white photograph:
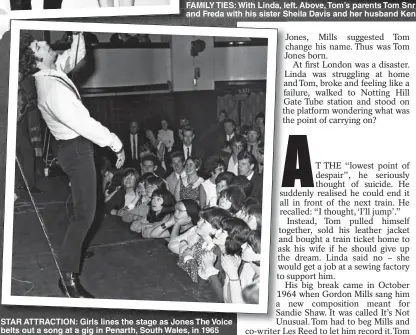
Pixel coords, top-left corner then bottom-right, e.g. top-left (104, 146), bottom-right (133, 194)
top-left (3, 20), bottom-right (277, 314)
top-left (6, 0), bottom-right (178, 19)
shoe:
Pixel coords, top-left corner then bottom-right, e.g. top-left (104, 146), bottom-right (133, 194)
top-left (58, 272), bottom-right (94, 298)
top-left (82, 250), bottom-right (95, 260)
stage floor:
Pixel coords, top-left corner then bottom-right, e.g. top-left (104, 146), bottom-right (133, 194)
top-left (10, 175), bottom-right (218, 303)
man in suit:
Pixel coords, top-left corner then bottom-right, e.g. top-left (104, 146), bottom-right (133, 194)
top-left (173, 125), bottom-right (203, 161)
top-left (238, 151), bottom-right (263, 200)
top-left (165, 151), bottom-right (186, 193)
top-left (123, 121), bottom-right (144, 169)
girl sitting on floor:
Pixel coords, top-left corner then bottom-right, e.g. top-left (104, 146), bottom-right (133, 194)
top-left (222, 229), bottom-right (261, 304)
top-left (140, 188), bottom-right (176, 238)
top-left (142, 199), bottom-right (199, 239)
top-left (130, 175), bottom-right (167, 232)
top-left (118, 172), bottom-right (155, 223)
top-left (168, 206), bottom-right (231, 283)
top-left (104, 168), bottom-right (139, 219)
top-left (199, 217), bottom-right (250, 303)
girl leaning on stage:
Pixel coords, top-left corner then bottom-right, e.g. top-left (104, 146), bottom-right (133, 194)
top-left (141, 198), bottom-right (199, 239)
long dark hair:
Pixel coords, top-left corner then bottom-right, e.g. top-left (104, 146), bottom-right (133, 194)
top-left (181, 199), bottom-right (200, 225)
top-left (219, 186), bottom-right (246, 214)
top-left (220, 217), bottom-right (250, 256)
top-left (147, 188), bottom-right (176, 223)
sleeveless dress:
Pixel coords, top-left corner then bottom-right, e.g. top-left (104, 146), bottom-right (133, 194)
top-left (179, 177), bottom-right (204, 203)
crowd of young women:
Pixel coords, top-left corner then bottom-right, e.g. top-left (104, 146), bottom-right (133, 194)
top-left (98, 152), bottom-right (262, 304)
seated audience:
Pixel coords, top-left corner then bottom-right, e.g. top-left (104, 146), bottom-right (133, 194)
top-left (91, 104), bottom-right (267, 303)
top-left (141, 198), bottom-right (197, 239)
top-left (199, 217), bottom-right (250, 303)
top-left (174, 156), bottom-right (204, 204)
top-left (200, 157), bottom-right (226, 208)
top-left (169, 207), bottom-right (231, 283)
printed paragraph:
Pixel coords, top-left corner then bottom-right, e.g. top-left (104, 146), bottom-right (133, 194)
top-left (276, 160), bottom-right (411, 334)
top-left (282, 32), bottom-right (412, 126)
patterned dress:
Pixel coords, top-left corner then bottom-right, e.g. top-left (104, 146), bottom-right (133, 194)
top-left (179, 177), bottom-right (204, 203)
top-left (177, 237), bottom-right (215, 283)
